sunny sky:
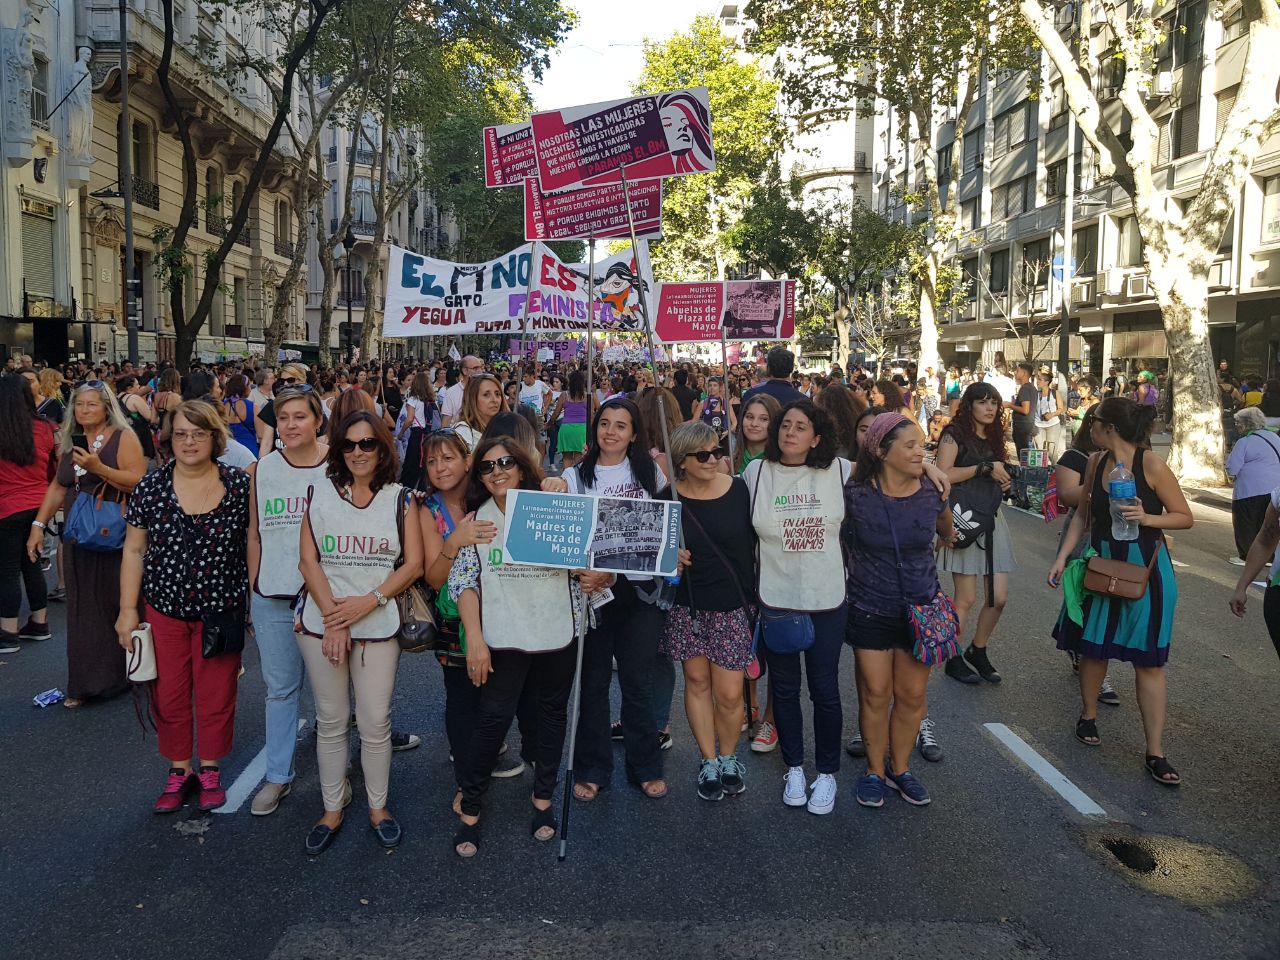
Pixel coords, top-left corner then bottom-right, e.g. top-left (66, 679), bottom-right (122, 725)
top-left (530, 0), bottom-right (727, 111)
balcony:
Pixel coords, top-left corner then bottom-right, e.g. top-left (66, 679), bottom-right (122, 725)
top-left (336, 296), bottom-right (366, 307)
top-left (330, 218), bottom-right (379, 238)
top-left (274, 237), bottom-right (295, 258)
top-left (234, 227), bottom-right (251, 247)
top-left (206, 211), bottom-right (227, 238)
top-left (133, 175), bottom-right (160, 210)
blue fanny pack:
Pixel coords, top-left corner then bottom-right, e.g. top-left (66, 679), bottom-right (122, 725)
top-left (756, 608), bottom-right (815, 654)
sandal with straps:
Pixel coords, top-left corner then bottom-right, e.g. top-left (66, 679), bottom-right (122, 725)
top-left (530, 804), bottom-right (556, 842)
top-left (453, 820), bottom-right (481, 858)
top-left (1145, 755), bottom-right (1181, 786)
top-left (1075, 717), bottom-right (1101, 746)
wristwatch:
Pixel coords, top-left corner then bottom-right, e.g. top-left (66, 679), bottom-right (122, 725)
top-left (372, 589), bottom-right (388, 607)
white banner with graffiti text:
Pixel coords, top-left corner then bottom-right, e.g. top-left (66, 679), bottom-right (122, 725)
top-left (383, 242), bottom-right (654, 338)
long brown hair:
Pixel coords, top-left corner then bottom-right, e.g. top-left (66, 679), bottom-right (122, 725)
top-left (464, 435), bottom-right (543, 514)
top-left (946, 381), bottom-right (1007, 457)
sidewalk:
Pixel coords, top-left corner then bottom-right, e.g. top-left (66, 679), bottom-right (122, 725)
top-left (1149, 431), bottom-right (1234, 511)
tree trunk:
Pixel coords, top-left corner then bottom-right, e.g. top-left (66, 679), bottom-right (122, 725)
top-left (361, 262), bottom-right (380, 360)
top-left (316, 250), bottom-right (337, 369)
top-left (917, 246), bottom-right (942, 372)
top-left (264, 187), bottom-right (311, 364)
top-left (1151, 266), bottom-right (1224, 485)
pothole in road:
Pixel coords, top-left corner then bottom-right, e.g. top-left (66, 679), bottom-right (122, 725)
top-left (1079, 826), bottom-right (1260, 908)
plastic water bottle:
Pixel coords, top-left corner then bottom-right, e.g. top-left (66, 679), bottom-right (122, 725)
top-left (1108, 462), bottom-right (1140, 540)
top-left (656, 574), bottom-right (680, 611)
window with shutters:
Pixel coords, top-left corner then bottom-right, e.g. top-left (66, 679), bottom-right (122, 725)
top-left (1117, 215), bottom-right (1144, 266)
top-left (21, 206), bottom-right (56, 298)
top-left (1215, 85), bottom-right (1239, 141)
top-left (1049, 80), bottom-right (1068, 131)
top-left (1177, 0), bottom-right (1206, 63)
top-left (961, 197), bottom-right (979, 230)
top-left (1073, 224), bottom-right (1099, 275)
top-left (937, 144), bottom-right (953, 183)
top-left (963, 126), bottom-right (983, 172)
top-left (1022, 239), bottom-right (1051, 287)
top-left (1173, 103), bottom-right (1200, 158)
top-left (989, 249), bottom-right (1010, 293)
top-left (1099, 50), bottom-right (1125, 98)
top-left (31, 56), bottom-right (48, 128)
top-left (962, 258), bottom-right (979, 301)
top-left (1156, 117), bottom-right (1172, 166)
top-left (1262, 177), bottom-right (1280, 244)
top-left (1220, 3), bottom-right (1249, 43)
top-left (992, 103), bottom-right (1032, 159)
top-left (993, 175), bottom-right (1034, 220)
top-left (1046, 160), bottom-right (1066, 199)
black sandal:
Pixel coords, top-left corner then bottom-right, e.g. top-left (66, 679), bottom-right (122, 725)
top-left (530, 805), bottom-right (557, 842)
top-left (453, 820), bottom-right (481, 858)
top-left (1145, 755), bottom-right (1181, 786)
top-left (1075, 717), bottom-right (1101, 746)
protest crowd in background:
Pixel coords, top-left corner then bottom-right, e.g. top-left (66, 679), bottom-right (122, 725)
top-left (11, 336), bottom-right (1269, 859)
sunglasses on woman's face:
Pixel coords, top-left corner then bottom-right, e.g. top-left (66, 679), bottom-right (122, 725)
top-left (279, 377), bottom-right (300, 385)
top-left (685, 449), bottom-right (723, 464)
top-left (341, 437), bottom-right (379, 454)
top-left (477, 454), bottom-right (518, 476)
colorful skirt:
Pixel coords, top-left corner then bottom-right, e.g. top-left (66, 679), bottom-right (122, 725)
top-left (659, 605), bottom-right (754, 671)
top-left (1053, 535), bottom-right (1176, 667)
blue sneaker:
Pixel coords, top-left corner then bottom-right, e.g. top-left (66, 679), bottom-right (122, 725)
top-left (885, 769), bottom-right (931, 806)
top-left (718, 755), bottom-right (746, 796)
top-left (855, 773), bottom-right (885, 808)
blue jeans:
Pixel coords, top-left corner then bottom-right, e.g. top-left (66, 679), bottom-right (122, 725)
top-left (251, 593), bottom-right (305, 784)
top-left (763, 603), bottom-right (847, 775)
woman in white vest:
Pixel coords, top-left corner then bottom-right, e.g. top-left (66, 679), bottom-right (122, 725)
top-left (245, 384), bottom-right (328, 817)
top-left (296, 410), bottom-right (423, 855)
top-left (742, 399), bottom-right (851, 815)
top-left (544, 398), bottom-right (671, 802)
top-left (448, 437), bottom-right (583, 858)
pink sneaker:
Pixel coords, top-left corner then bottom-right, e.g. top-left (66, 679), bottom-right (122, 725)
top-left (154, 768), bottom-right (197, 814)
top-left (751, 721), bottom-right (778, 753)
top-left (196, 766), bottom-right (226, 811)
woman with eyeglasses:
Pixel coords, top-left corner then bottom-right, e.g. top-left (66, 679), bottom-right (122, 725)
top-left (448, 437), bottom-right (584, 857)
top-left (116, 401), bottom-right (250, 813)
top-left (661, 422), bottom-right (754, 801)
top-left (26, 381), bottom-right (146, 707)
top-left (544, 398), bottom-right (671, 801)
top-left (453, 374), bottom-right (505, 453)
top-left (242, 384), bottom-right (329, 816)
top-left (296, 411), bottom-right (423, 853)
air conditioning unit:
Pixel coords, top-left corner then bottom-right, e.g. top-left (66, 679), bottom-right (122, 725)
top-left (1154, 71), bottom-right (1173, 96)
top-left (1072, 278), bottom-right (1097, 304)
top-left (1125, 273), bottom-right (1152, 298)
top-left (1208, 259), bottom-right (1232, 290)
top-left (1102, 268), bottom-right (1125, 295)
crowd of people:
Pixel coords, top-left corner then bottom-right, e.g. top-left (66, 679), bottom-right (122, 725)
top-left (1, 339), bottom-right (1272, 858)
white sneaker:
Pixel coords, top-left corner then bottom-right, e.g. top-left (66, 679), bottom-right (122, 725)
top-left (807, 773), bottom-right (837, 815)
top-left (782, 766), bottom-right (807, 807)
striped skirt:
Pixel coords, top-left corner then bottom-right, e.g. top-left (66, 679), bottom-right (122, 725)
top-left (1053, 535), bottom-right (1177, 667)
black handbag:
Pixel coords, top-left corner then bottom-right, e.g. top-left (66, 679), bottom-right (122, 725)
top-left (201, 606), bottom-right (247, 659)
top-left (394, 491), bottom-right (439, 653)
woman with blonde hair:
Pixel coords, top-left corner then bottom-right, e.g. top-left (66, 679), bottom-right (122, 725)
top-left (117, 400), bottom-right (250, 813)
top-left (453, 374), bottom-right (505, 452)
top-left (36, 368), bottom-right (66, 424)
top-left (255, 362), bottom-right (310, 457)
top-left (26, 381), bottom-right (146, 706)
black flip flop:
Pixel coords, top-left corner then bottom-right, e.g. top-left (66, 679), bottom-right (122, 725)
top-left (530, 805), bottom-right (556, 841)
top-left (453, 820), bottom-right (481, 858)
top-left (1145, 755), bottom-right (1181, 786)
top-left (1075, 717), bottom-right (1101, 746)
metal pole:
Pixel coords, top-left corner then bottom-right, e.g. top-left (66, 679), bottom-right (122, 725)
top-left (1057, 109), bottom-right (1075, 394)
top-left (345, 252), bottom-right (353, 364)
top-left (518, 240), bottom-right (539, 359)
top-left (119, 0), bottom-right (138, 366)
top-left (559, 236), bottom-right (595, 862)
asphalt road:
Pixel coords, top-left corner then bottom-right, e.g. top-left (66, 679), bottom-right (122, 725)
top-left (1, 498), bottom-right (1277, 960)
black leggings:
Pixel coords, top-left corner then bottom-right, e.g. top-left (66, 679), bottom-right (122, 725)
top-left (0, 508), bottom-right (46, 620)
top-left (1260, 586), bottom-right (1280, 662)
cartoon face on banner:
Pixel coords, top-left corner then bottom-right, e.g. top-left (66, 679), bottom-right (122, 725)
top-left (658, 92), bottom-right (714, 175)
top-left (568, 247), bottom-right (653, 334)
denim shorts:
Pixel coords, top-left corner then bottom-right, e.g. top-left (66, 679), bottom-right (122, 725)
top-left (844, 606), bottom-right (913, 653)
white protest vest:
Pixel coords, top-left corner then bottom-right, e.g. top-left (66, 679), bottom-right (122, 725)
top-left (749, 459), bottom-right (848, 612)
top-left (474, 498), bottom-right (575, 653)
top-left (253, 449), bottom-right (328, 599)
top-left (299, 480), bottom-right (403, 640)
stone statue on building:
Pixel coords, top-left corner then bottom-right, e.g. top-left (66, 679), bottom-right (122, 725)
top-left (4, 5), bottom-right (35, 137)
top-left (66, 47), bottom-right (93, 164)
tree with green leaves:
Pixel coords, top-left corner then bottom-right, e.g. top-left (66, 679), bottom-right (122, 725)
top-left (746, 0), bottom-right (1035, 373)
top-left (634, 15), bottom-right (787, 281)
top-left (1017, 0), bottom-right (1280, 484)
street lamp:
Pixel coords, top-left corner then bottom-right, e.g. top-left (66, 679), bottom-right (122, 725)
top-left (342, 226), bottom-right (356, 363)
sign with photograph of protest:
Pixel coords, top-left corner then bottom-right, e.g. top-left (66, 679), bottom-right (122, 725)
top-left (383, 242), bottom-right (653, 337)
top-left (501, 491), bottom-right (681, 577)
top-left (524, 177), bottom-right (662, 242)
top-left (483, 122), bottom-right (537, 188)
top-left (530, 87), bottom-right (715, 195)
top-left (653, 279), bottom-right (796, 342)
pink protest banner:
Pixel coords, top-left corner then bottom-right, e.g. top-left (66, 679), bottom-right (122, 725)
top-left (483, 122), bottom-right (537, 188)
top-left (524, 177), bottom-right (662, 241)
top-left (529, 87), bottom-right (715, 195)
top-left (653, 280), bottom-right (797, 343)
top-left (509, 339), bottom-right (583, 361)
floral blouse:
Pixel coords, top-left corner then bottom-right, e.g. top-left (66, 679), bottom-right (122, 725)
top-left (125, 461), bottom-right (250, 620)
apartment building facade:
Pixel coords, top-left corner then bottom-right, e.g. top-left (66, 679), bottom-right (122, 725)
top-left (873, 0), bottom-right (1280, 379)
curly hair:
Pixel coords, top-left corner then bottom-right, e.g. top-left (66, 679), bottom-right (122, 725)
top-left (946, 381), bottom-right (1008, 458)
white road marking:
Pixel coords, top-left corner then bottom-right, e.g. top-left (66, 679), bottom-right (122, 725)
top-left (215, 719), bottom-right (308, 815)
top-left (1171, 558), bottom-right (1188, 568)
top-left (983, 722), bottom-right (1107, 818)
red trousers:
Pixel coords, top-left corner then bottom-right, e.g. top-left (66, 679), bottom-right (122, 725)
top-left (146, 604), bottom-right (240, 762)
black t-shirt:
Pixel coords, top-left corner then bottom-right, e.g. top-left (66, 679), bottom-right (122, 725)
top-left (258, 399), bottom-right (276, 431)
top-left (670, 384), bottom-right (700, 422)
top-left (1057, 446), bottom-right (1088, 479)
top-left (1012, 382), bottom-right (1037, 427)
top-left (673, 477), bottom-right (757, 612)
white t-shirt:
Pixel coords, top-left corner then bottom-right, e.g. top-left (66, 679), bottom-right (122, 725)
top-left (986, 372), bottom-right (1017, 403)
top-left (519, 379), bottom-right (552, 414)
top-left (219, 437), bottom-right (257, 469)
top-left (441, 381), bottom-right (466, 421)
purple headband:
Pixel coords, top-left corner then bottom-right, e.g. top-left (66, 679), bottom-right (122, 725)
top-left (862, 412), bottom-right (911, 457)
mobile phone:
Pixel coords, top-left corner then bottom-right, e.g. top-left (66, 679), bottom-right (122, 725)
top-left (72, 434), bottom-right (89, 451)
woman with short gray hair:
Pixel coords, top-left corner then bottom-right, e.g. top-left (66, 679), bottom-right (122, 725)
top-left (660, 421), bottom-right (756, 802)
top-left (1227, 406), bottom-right (1280, 560)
